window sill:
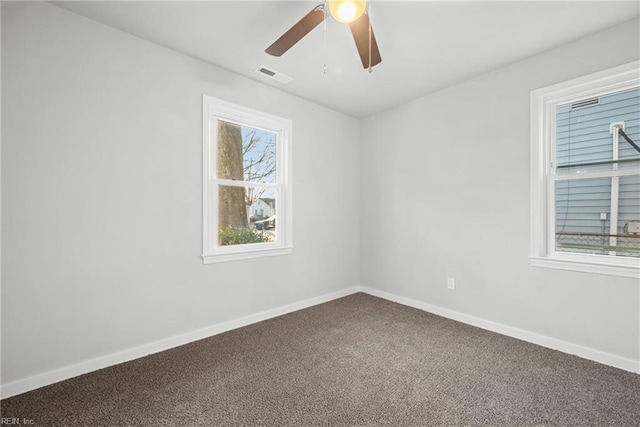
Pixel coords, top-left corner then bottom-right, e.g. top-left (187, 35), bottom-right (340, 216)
top-left (530, 255), bottom-right (639, 278)
top-left (202, 246), bottom-right (293, 264)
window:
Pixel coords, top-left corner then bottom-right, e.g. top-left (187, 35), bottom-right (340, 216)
top-left (202, 96), bottom-right (292, 263)
top-left (531, 61), bottom-right (640, 278)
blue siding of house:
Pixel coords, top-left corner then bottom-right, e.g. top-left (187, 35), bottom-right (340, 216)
top-left (557, 88), bottom-right (640, 165)
top-left (555, 88), bottom-right (639, 255)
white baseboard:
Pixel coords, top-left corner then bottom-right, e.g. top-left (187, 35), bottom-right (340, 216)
top-left (3, 285), bottom-right (636, 399)
top-left (361, 287), bottom-right (640, 374)
top-left (1, 287), bottom-right (362, 399)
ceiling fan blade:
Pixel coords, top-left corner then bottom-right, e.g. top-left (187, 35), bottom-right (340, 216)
top-left (349, 12), bottom-right (382, 69)
top-left (266, 7), bottom-right (325, 57)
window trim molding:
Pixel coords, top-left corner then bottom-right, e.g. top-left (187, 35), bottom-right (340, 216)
top-left (530, 61), bottom-right (640, 278)
top-left (202, 95), bottom-right (293, 264)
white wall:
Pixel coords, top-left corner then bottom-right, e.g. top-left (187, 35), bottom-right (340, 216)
top-left (1, 1), bottom-right (360, 389)
top-left (361, 19), bottom-right (640, 366)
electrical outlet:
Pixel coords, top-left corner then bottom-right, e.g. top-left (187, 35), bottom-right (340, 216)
top-left (447, 277), bottom-right (455, 290)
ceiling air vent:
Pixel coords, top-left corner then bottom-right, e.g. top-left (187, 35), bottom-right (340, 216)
top-left (571, 97), bottom-right (599, 110)
top-left (255, 66), bottom-right (293, 84)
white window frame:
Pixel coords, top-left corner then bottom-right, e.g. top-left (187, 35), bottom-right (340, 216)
top-left (530, 61), bottom-right (640, 278)
top-left (202, 95), bottom-right (293, 263)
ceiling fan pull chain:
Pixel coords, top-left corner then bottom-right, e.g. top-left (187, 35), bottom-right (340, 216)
top-left (368, 1), bottom-right (372, 73)
top-left (323, 1), bottom-right (328, 75)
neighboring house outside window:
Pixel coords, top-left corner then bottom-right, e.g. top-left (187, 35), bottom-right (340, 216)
top-left (530, 61), bottom-right (640, 278)
top-left (202, 96), bottom-right (292, 263)
top-left (249, 198), bottom-right (276, 220)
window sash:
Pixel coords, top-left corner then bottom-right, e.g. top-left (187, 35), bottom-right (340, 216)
top-left (211, 182), bottom-right (283, 251)
top-left (549, 168), bottom-right (638, 181)
top-left (547, 175), bottom-right (640, 257)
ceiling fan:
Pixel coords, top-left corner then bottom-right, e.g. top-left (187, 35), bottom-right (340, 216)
top-left (265, 0), bottom-right (382, 70)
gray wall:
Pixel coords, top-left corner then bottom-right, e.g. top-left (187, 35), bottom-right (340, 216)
top-left (1, 2), bottom-right (361, 385)
top-left (361, 19), bottom-right (640, 363)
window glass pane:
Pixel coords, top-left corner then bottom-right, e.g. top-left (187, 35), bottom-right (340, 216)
top-left (217, 120), bottom-right (276, 183)
top-left (556, 87), bottom-right (640, 173)
top-left (249, 188), bottom-right (277, 243)
top-left (555, 177), bottom-right (640, 257)
top-left (618, 175), bottom-right (640, 257)
top-left (555, 178), bottom-right (611, 255)
top-left (218, 185), bottom-right (277, 246)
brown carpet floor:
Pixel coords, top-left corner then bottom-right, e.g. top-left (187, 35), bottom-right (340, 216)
top-left (1, 292), bottom-right (639, 426)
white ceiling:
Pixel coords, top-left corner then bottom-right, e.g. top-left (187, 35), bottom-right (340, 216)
top-left (50, 1), bottom-right (639, 118)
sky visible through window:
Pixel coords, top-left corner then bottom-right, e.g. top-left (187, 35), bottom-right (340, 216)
top-left (241, 126), bottom-right (276, 184)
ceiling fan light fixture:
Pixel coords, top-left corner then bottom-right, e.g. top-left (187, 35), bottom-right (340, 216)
top-left (328, 0), bottom-right (367, 24)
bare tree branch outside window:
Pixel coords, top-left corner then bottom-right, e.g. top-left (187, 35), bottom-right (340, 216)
top-left (242, 128), bottom-right (276, 206)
